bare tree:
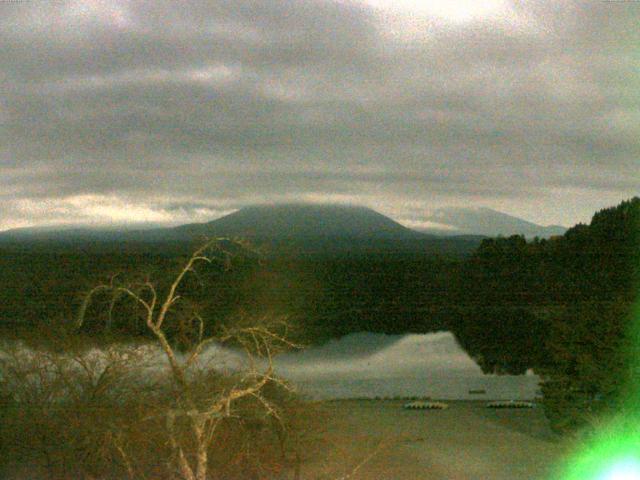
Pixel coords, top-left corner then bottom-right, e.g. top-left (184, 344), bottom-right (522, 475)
top-left (0, 239), bottom-right (386, 480)
top-left (77, 238), bottom-right (300, 480)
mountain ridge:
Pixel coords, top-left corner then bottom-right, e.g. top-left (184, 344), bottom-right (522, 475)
top-left (0, 203), bottom-right (566, 244)
top-left (417, 206), bottom-right (567, 238)
top-left (173, 203), bottom-right (428, 240)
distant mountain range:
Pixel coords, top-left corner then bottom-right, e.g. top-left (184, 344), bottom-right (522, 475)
top-left (0, 204), bottom-right (423, 241)
top-left (0, 204), bottom-right (481, 256)
top-left (416, 207), bottom-right (567, 239)
top-left (0, 204), bottom-right (565, 252)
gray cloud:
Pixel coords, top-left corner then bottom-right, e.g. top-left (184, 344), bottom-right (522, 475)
top-left (1, 0), bottom-right (638, 230)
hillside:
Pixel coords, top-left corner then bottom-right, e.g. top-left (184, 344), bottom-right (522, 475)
top-left (173, 204), bottom-right (425, 239)
top-left (419, 206), bottom-right (566, 238)
top-left (168, 204), bottom-right (488, 257)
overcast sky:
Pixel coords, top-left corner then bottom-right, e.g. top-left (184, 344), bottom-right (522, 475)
top-left (1, 0), bottom-right (638, 231)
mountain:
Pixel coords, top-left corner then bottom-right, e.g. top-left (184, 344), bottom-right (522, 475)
top-left (0, 203), bottom-right (484, 256)
top-left (173, 203), bottom-right (424, 240)
top-left (417, 207), bottom-right (567, 238)
top-left (170, 204), bottom-right (487, 256)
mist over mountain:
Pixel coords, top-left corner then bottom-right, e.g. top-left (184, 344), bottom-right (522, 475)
top-left (418, 207), bottom-right (567, 238)
top-left (174, 203), bottom-right (425, 240)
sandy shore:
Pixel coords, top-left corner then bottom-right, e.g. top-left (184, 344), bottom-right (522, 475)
top-left (299, 400), bottom-right (569, 480)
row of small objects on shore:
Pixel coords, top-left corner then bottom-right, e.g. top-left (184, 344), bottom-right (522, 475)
top-left (403, 401), bottom-right (449, 410)
top-left (485, 400), bottom-right (535, 409)
top-left (402, 400), bottom-right (536, 410)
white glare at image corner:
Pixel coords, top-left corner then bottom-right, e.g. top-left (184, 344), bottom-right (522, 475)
top-left (598, 458), bottom-right (640, 480)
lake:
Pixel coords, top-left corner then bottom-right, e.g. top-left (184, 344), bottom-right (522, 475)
top-left (274, 331), bottom-right (541, 400)
top-left (0, 331), bottom-right (541, 401)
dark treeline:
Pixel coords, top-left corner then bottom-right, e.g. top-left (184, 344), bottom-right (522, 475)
top-left (0, 238), bottom-right (467, 343)
top-left (456, 197), bottom-right (639, 432)
top-left (459, 197), bottom-right (638, 365)
top-left (0, 241), bottom-right (189, 333)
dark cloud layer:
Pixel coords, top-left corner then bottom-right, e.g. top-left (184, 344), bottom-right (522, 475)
top-left (1, 0), bottom-right (638, 229)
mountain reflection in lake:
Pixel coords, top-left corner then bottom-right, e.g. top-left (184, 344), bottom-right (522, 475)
top-left (0, 331), bottom-right (540, 401)
top-left (273, 331), bottom-right (540, 401)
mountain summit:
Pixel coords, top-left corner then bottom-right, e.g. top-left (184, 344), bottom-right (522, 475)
top-left (175, 203), bottom-right (424, 240)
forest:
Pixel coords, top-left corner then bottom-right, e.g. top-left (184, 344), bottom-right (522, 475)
top-left (0, 197), bottom-right (638, 433)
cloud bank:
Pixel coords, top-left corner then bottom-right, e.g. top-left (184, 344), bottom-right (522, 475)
top-left (1, 0), bottom-right (638, 230)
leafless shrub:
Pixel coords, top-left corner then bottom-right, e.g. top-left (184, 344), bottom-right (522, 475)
top-left (0, 338), bottom-right (155, 479)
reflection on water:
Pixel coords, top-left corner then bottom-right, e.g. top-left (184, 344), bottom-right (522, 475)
top-left (291, 375), bottom-right (540, 400)
top-left (0, 331), bottom-right (541, 401)
top-left (274, 331), bottom-right (540, 400)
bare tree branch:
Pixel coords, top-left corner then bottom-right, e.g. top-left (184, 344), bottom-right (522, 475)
top-left (70, 238), bottom-right (315, 480)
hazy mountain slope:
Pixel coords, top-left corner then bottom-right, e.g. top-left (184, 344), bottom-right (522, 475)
top-left (173, 204), bottom-right (426, 239)
top-left (419, 207), bottom-right (566, 238)
top-left (0, 203), bottom-right (482, 256)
